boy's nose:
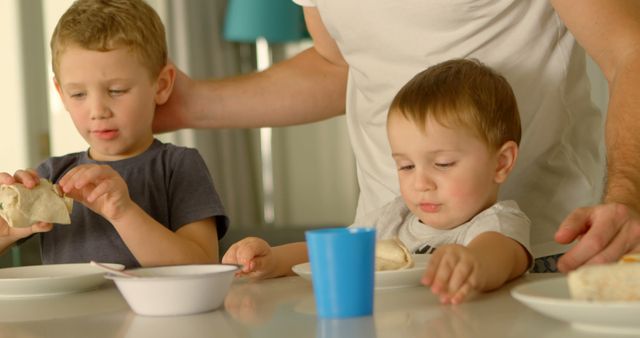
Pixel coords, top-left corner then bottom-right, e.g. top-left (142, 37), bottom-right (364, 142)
top-left (89, 98), bottom-right (112, 120)
top-left (414, 172), bottom-right (435, 191)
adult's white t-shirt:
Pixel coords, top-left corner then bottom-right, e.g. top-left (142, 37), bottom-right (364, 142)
top-left (293, 0), bottom-right (604, 257)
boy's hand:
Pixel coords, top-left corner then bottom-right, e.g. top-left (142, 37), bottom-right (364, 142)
top-left (58, 164), bottom-right (133, 221)
top-left (0, 169), bottom-right (41, 188)
top-left (421, 244), bottom-right (483, 305)
top-left (0, 218), bottom-right (53, 240)
top-left (0, 170), bottom-right (53, 242)
top-left (222, 237), bottom-right (277, 279)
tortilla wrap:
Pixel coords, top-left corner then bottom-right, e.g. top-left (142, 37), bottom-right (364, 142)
top-left (0, 179), bottom-right (73, 228)
top-left (375, 238), bottom-right (414, 271)
top-left (567, 255), bottom-right (640, 301)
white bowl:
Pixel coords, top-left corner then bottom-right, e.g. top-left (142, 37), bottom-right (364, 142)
top-left (106, 264), bottom-right (239, 316)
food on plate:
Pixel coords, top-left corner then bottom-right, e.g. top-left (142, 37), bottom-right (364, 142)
top-left (567, 254), bottom-right (640, 301)
top-left (0, 179), bottom-right (73, 228)
top-left (375, 238), bottom-right (414, 271)
top-left (619, 253), bottom-right (640, 263)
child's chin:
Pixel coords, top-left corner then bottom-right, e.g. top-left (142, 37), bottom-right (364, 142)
top-left (418, 216), bottom-right (458, 230)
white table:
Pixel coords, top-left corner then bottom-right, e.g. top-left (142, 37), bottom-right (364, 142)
top-left (0, 273), bottom-right (605, 338)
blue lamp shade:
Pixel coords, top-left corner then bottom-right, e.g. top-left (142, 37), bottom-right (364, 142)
top-left (223, 0), bottom-right (309, 43)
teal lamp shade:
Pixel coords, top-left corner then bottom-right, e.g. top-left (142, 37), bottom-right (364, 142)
top-left (223, 0), bottom-right (309, 43)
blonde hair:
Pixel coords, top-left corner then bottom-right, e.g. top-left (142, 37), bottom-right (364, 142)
top-left (50, 0), bottom-right (167, 79)
top-left (388, 59), bottom-right (521, 149)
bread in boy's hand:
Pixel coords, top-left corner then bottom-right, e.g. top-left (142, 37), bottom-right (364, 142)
top-left (567, 253), bottom-right (640, 301)
top-left (375, 238), bottom-right (414, 271)
top-left (0, 179), bottom-right (73, 228)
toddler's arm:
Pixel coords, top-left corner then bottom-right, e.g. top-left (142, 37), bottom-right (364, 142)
top-left (222, 237), bottom-right (308, 279)
top-left (422, 231), bottom-right (529, 304)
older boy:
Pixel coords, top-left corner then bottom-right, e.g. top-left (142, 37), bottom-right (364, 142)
top-left (0, 0), bottom-right (227, 268)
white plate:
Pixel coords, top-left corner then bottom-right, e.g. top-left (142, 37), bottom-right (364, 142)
top-left (0, 263), bottom-right (124, 299)
top-left (511, 276), bottom-right (640, 334)
top-left (292, 254), bottom-right (430, 290)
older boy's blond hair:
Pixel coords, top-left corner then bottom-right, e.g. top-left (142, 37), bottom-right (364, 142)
top-left (388, 59), bottom-right (521, 150)
top-left (50, 0), bottom-right (167, 79)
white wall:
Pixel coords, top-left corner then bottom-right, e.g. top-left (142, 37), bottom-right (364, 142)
top-left (1, 0), bottom-right (50, 173)
top-left (43, 0), bottom-right (88, 157)
top-left (0, 0), bottom-right (28, 172)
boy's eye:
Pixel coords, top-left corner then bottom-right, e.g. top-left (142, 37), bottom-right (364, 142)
top-left (109, 89), bottom-right (128, 96)
top-left (435, 162), bottom-right (455, 168)
top-left (398, 164), bottom-right (415, 171)
top-left (70, 92), bottom-right (86, 99)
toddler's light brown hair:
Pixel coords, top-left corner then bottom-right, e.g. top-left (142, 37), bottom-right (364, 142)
top-left (388, 59), bottom-right (521, 150)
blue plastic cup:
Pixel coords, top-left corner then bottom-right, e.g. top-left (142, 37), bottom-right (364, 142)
top-left (317, 317), bottom-right (377, 338)
top-left (305, 227), bottom-right (376, 318)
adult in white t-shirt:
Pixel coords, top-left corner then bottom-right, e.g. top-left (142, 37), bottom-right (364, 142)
top-left (153, 1), bottom-right (640, 272)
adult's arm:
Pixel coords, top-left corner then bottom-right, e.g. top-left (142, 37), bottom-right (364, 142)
top-left (551, 0), bottom-right (640, 271)
top-left (153, 7), bottom-right (348, 131)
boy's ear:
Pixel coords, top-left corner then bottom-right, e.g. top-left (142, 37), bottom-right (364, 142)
top-left (154, 63), bottom-right (176, 105)
top-left (494, 140), bottom-right (518, 184)
top-left (53, 76), bottom-right (63, 97)
top-left (52, 76), bottom-right (71, 111)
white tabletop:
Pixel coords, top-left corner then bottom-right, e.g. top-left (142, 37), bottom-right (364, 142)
top-left (0, 273), bottom-right (607, 338)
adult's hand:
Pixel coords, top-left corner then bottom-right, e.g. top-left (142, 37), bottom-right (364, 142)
top-left (555, 203), bottom-right (640, 272)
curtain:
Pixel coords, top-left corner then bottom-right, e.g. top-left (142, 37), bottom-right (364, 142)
top-left (159, 0), bottom-right (359, 231)
top-left (162, 0), bottom-right (263, 228)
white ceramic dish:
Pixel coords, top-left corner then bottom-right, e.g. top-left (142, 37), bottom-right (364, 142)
top-left (106, 264), bottom-right (239, 316)
top-left (292, 254), bottom-right (430, 290)
top-left (511, 276), bottom-right (640, 334)
top-left (0, 263), bottom-right (124, 298)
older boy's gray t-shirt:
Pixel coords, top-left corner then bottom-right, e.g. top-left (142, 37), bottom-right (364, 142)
top-left (35, 139), bottom-right (228, 268)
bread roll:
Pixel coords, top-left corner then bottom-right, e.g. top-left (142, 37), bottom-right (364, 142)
top-left (375, 238), bottom-right (414, 271)
top-left (0, 179), bottom-right (73, 228)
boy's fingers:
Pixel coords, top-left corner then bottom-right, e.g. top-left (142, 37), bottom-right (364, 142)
top-left (0, 172), bottom-right (16, 185)
top-left (221, 246), bottom-right (238, 264)
top-left (60, 166), bottom-right (84, 193)
top-left (13, 170), bottom-right (39, 188)
top-left (432, 255), bottom-right (457, 294)
top-left (448, 263), bottom-right (472, 292)
top-left (422, 254), bottom-right (440, 286)
top-left (32, 222), bottom-right (54, 233)
top-left (450, 283), bottom-right (472, 305)
top-left (86, 180), bottom-right (114, 203)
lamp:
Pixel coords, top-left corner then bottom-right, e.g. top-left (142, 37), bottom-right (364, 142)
top-left (223, 0), bottom-right (309, 225)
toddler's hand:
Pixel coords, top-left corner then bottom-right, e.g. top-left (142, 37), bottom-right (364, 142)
top-left (421, 244), bottom-right (483, 304)
top-left (58, 164), bottom-right (132, 221)
top-left (222, 237), bottom-right (276, 279)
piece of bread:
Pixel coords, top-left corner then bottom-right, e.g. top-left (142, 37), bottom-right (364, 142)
top-left (0, 179), bottom-right (73, 228)
top-left (567, 255), bottom-right (640, 301)
top-left (375, 238), bottom-right (414, 271)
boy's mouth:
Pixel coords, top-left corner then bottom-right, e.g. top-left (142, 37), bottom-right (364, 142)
top-left (92, 129), bottom-right (119, 140)
top-left (419, 203), bottom-right (441, 213)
